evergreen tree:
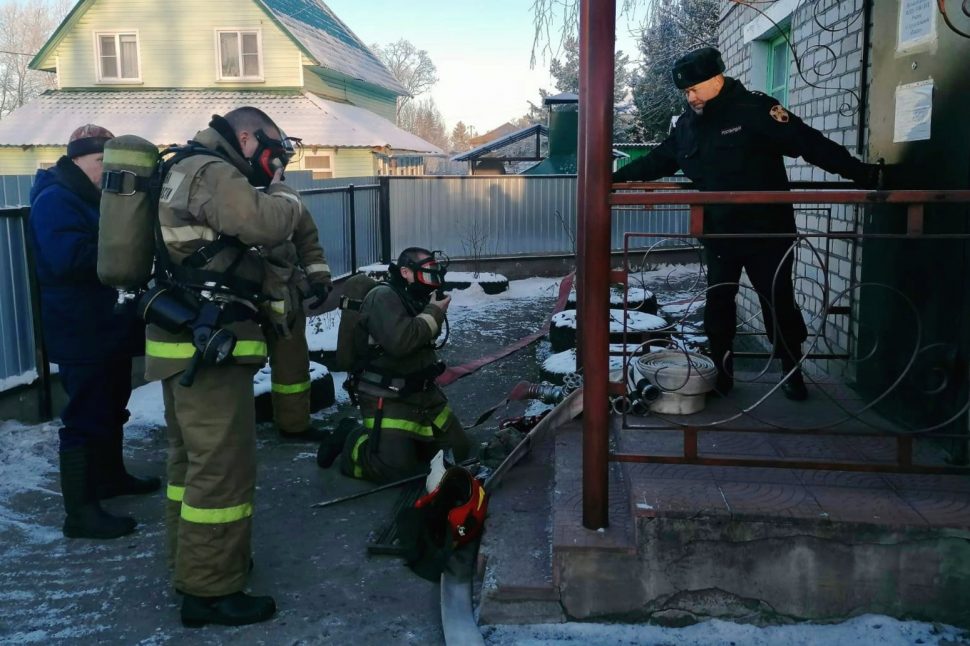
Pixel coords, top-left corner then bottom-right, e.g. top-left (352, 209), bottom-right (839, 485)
top-left (631, 0), bottom-right (718, 142)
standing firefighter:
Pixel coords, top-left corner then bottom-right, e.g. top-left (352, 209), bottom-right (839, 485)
top-left (262, 205), bottom-right (332, 441)
top-left (317, 248), bottom-right (470, 483)
top-left (138, 107), bottom-right (302, 627)
top-left (613, 47), bottom-right (882, 400)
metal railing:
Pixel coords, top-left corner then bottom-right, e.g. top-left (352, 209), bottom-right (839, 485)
top-left (578, 185), bottom-right (970, 529)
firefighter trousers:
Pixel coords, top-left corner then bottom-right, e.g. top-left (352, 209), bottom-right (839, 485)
top-left (264, 311), bottom-right (311, 434)
top-left (163, 364), bottom-right (257, 597)
top-left (340, 389), bottom-right (470, 484)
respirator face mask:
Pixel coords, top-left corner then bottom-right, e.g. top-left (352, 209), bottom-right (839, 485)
top-left (249, 128), bottom-right (301, 186)
top-left (404, 251), bottom-right (449, 299)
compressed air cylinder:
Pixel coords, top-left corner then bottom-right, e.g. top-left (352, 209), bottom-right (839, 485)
top-left (97, 135), bottom-right (160, 290)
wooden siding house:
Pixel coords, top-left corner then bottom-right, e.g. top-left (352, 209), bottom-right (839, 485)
top-left (0, 0), bottom-right (441, 177)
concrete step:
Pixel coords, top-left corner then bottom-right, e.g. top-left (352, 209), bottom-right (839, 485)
top-left (477, 425), bottom-right (564, 624)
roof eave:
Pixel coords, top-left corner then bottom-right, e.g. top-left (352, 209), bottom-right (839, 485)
top-left (30, 0), bottom-right (93, 71)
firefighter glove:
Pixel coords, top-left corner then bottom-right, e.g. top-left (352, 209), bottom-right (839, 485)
top-left (308, 280), bottom-right (333, 309)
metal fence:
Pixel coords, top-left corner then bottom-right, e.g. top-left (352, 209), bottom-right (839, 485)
top-left (387, 175), bottom-right (688, 258)
top-left (0, 170), bottom-right (690, 399)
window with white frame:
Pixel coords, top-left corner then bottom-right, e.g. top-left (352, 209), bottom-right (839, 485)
top-left (96, 32), bottom-right (140, 82)
top-left (304, 153), bottom-right (333, 179)
top-left (766, 31), bottom-right (790, 106)
top-left (216, 30), bottom-right (262, 80)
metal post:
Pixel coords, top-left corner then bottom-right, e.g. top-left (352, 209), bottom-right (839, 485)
top-left (347, 184), bottom-right (358, 273)
top-left (579, 0), bottom-right (616, 530)
top-left (378, 176), bottom-right (392, 264)
top-left (20, 208), bottom-right (52, 421)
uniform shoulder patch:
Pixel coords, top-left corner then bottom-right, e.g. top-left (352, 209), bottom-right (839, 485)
top-left (769, 105), bottom-right (790, 123)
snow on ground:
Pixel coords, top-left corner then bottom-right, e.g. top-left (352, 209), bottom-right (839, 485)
top-left (483, 614), bottom-right (969, 645)
top-left (3, 270), bottom-right (969, 643)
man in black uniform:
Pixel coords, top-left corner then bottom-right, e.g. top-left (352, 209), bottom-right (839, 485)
top-left (614, 47), bottom-right (880, 400)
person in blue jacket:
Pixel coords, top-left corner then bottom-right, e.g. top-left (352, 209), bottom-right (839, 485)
top-left (28, 124), bottom-right (159, 539)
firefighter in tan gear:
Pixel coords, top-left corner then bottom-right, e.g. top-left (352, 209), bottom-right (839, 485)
top-left (317, 247), bottom-right (471, 483)
top-left (144, 107), bottom-right (302, 628)
top-left (262, 205), bottom-right (332, 440)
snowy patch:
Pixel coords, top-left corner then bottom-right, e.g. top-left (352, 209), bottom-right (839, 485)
top-left (482, 614), bottom-right (969, 645)
top-left (446, 271), bottom-right (507, 284)
top-left (542, 349), bottom-right (625, 375)
top-left (0, 420), bottom-right (61, 545)
top-left (0, 369), bottom-right (38, 393)
top-left (254, 361), bottom-right (329, 397)
top-left (568, 287), bottom-right (653, 306)
top-left (306, 310), bottom-right (340, 353)
top-left (551, 309), bottom-right (669, 333)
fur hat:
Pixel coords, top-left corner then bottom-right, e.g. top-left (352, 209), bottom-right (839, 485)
top-left (67, 124), bottom-right (115, 158)
top-left (671, 47), bottom-right (725, 89)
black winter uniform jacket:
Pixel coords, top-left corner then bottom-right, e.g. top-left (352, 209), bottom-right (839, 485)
top-left (614, 77), bottom-right (870, 236)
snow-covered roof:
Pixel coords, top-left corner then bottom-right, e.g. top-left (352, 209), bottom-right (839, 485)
top-left (262, 0), bottom-right (408, 96)
top-left (0, 90), bottom-right (442, 154)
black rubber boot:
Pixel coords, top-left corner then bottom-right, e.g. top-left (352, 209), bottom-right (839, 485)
top-left (95, 435), bottom-right (161, 499)
top-left (60, 448), bottom-right (137, 539)
top-left (316, 418), bottom-right (357, 469)
top-left (780, 352), bottom-right (809, 401)
top-left (180, 591), bottom-right (276, 628)
top-left (781, 370), bottom-right (808, 401)
top-left (708, 345), bottom-right (734, 396)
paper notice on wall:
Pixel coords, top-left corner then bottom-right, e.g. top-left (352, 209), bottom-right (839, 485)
top-left (893, 80), bottom-right (933, 143)
top-left (897, 0), bottom-right (937, 54)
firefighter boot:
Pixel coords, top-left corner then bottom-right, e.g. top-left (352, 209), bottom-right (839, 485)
top-left (180, 591), bottom-right (277, 628)
top-left (60, 448), bottom-right (137, 539)
top-left (95, 434), bottom-right (161, 499)
top-left (316, 417), bottom-right (357, 469)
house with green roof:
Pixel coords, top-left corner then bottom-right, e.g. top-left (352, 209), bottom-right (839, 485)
top-left (0, 0), bottom-right (441, 177)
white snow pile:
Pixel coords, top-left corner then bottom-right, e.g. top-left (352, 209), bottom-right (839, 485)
top-left (306, 309), bottom-right (340, 353)
top-left (568, 286), bottom-right (654, 306)
top-left (483, 613), bottom-right (969, 645)
top-left (552, 309), bottom-right (669, 333)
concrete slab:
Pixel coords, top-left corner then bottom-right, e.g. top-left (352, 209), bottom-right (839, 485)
top-left (480, 371), bottom-right (970, 628)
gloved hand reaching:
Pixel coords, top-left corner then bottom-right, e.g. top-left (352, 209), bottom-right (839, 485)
top-left (308, 280), bottom-right (333, 309)
top-left (853, 162), bottom-right (884, 190)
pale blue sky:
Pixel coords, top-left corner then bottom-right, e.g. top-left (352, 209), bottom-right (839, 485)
top-left (324, 0), bottom-right (643, 134)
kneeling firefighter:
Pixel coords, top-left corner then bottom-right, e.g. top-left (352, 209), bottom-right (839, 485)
top-left (317, 247), bottom-right (471, 483)
top-left (98, 107), bottom-right (304, 628)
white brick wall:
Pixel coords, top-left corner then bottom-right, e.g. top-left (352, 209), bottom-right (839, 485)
top-left (719, 0), bottom-right (869, 379)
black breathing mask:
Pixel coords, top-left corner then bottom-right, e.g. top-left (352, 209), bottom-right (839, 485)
top-left (248, 129), bottom-right (300, 187)
top-left (402, 252), bottom-right (449, 300)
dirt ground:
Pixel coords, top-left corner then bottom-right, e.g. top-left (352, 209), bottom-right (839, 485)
top-left (0, 281), bottom-right (563, 645)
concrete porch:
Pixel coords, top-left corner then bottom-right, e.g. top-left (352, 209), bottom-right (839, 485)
top-left (477, 371), bottom-right (970, 628)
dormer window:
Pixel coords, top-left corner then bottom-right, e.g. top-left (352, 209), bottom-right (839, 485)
top-left (96, 32), bottom-right (141, 82)
top-left (216, 29), bottom-right (263, 81)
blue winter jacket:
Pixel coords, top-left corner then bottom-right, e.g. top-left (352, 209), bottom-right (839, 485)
top-left (28, 156), bottom-right (142, 364)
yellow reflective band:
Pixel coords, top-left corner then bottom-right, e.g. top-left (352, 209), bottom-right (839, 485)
top-left (476, 486), bottom-right (486, 510)
top-left (160, 224), bottom-right (218, 243)
top-left (167, 484), bottom-right (185, 503)
top-left (349, 433), bottom-right (368, 479)
top-left (272, 380), bottom-right (311, 394)
top-left (304, 263), bottom-right (330, 275)
top-left (146, 340), bottom-right (265, 360)
top-left (364, 416), bottom-right (434, 438)
top-left (233, 341), bottom-right (267, 357)
top-left (433, 406), bottom-right (452, 430)
top-left (180, 500), bottom-right (253, 524)
top-left (271, 300), bottom-right (286, 314)
top-left (103, 147), bottom-right (157, 170)
top-left (146, 340), bottom-right (196, 359)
